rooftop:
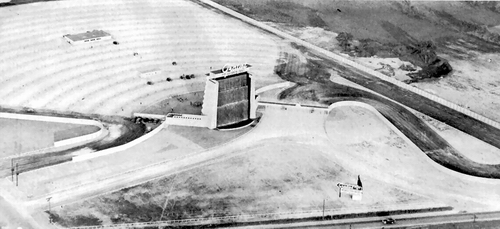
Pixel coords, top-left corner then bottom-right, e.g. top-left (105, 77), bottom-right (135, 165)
top-left (64, 30), bottom-right (111, 41)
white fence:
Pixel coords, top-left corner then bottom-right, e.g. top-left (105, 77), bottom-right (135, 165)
top-left (53, 130), bottom-right (105, 148)
top-left (200, 0), bottom-right (500, 130)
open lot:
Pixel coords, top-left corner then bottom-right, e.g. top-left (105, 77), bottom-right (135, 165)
top-left (324, 105), bottom-right (500, 212)
top-left (47, 107), bottom-right (444, 227)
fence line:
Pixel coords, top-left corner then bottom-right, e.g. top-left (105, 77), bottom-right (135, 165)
top-left (68, 204), bottom-right (449, 229)
top-left (199, 0), bottom-right (500, 131)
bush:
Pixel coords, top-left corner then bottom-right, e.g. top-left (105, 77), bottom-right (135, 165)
top-left (166, 77), bottom-right (172, 82)
top-left (147, 81), bottom-right (154, 85)
top-left (185, 75), bottom-right (191, 80)
top-left (180, 75), bottom-right (184, 79)
top-left (336, 32), bottom-right (354, 51)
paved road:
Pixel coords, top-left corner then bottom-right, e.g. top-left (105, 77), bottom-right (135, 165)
top-left (232, 211), bottom-right (500, 229)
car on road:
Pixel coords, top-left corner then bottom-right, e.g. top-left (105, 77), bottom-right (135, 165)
top-left (382, 218), bottom-right (396, 224)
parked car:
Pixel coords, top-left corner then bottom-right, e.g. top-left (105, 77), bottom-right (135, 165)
top-left (382, 218), bottom-right (395, 225)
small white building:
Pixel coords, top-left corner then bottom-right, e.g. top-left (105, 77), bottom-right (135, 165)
top-left (63, 30), bottom-right (112, 45)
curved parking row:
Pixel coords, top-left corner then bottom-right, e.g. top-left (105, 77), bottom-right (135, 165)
top-left (0, 0), bottom-right (280, 116)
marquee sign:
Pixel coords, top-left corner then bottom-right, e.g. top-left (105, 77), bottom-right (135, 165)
top-left (221, 63), bottom-right (250, 77)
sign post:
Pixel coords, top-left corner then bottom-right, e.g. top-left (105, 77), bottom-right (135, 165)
top-left (47, 197), bottom-right (52, 224)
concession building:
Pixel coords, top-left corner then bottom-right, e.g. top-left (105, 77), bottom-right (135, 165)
top-left (63, 30), bottom-right (112, 44)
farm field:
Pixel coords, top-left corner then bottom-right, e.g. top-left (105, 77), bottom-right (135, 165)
top-left (0, 0), bottom-right (282, 117)
top-left (274, 23), bottom-right (500, 124)
top-left (214, 0), bottom-right (500, 123)
top-left (0, 118), bottom-right (100, 158)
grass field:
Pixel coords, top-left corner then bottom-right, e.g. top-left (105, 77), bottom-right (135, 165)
top-left (0, 118), bottom-right (99, 158)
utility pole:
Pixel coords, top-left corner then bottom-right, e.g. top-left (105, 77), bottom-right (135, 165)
top-left (11, 159), bottom-right (14, 182)
top-left (322, 199), bottom-right (325, 220)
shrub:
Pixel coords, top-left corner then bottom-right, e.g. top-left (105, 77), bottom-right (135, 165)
top-left (336, 32), bottom-right (354, 51)
top-left (166, 77), bottom-right (172, 82)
